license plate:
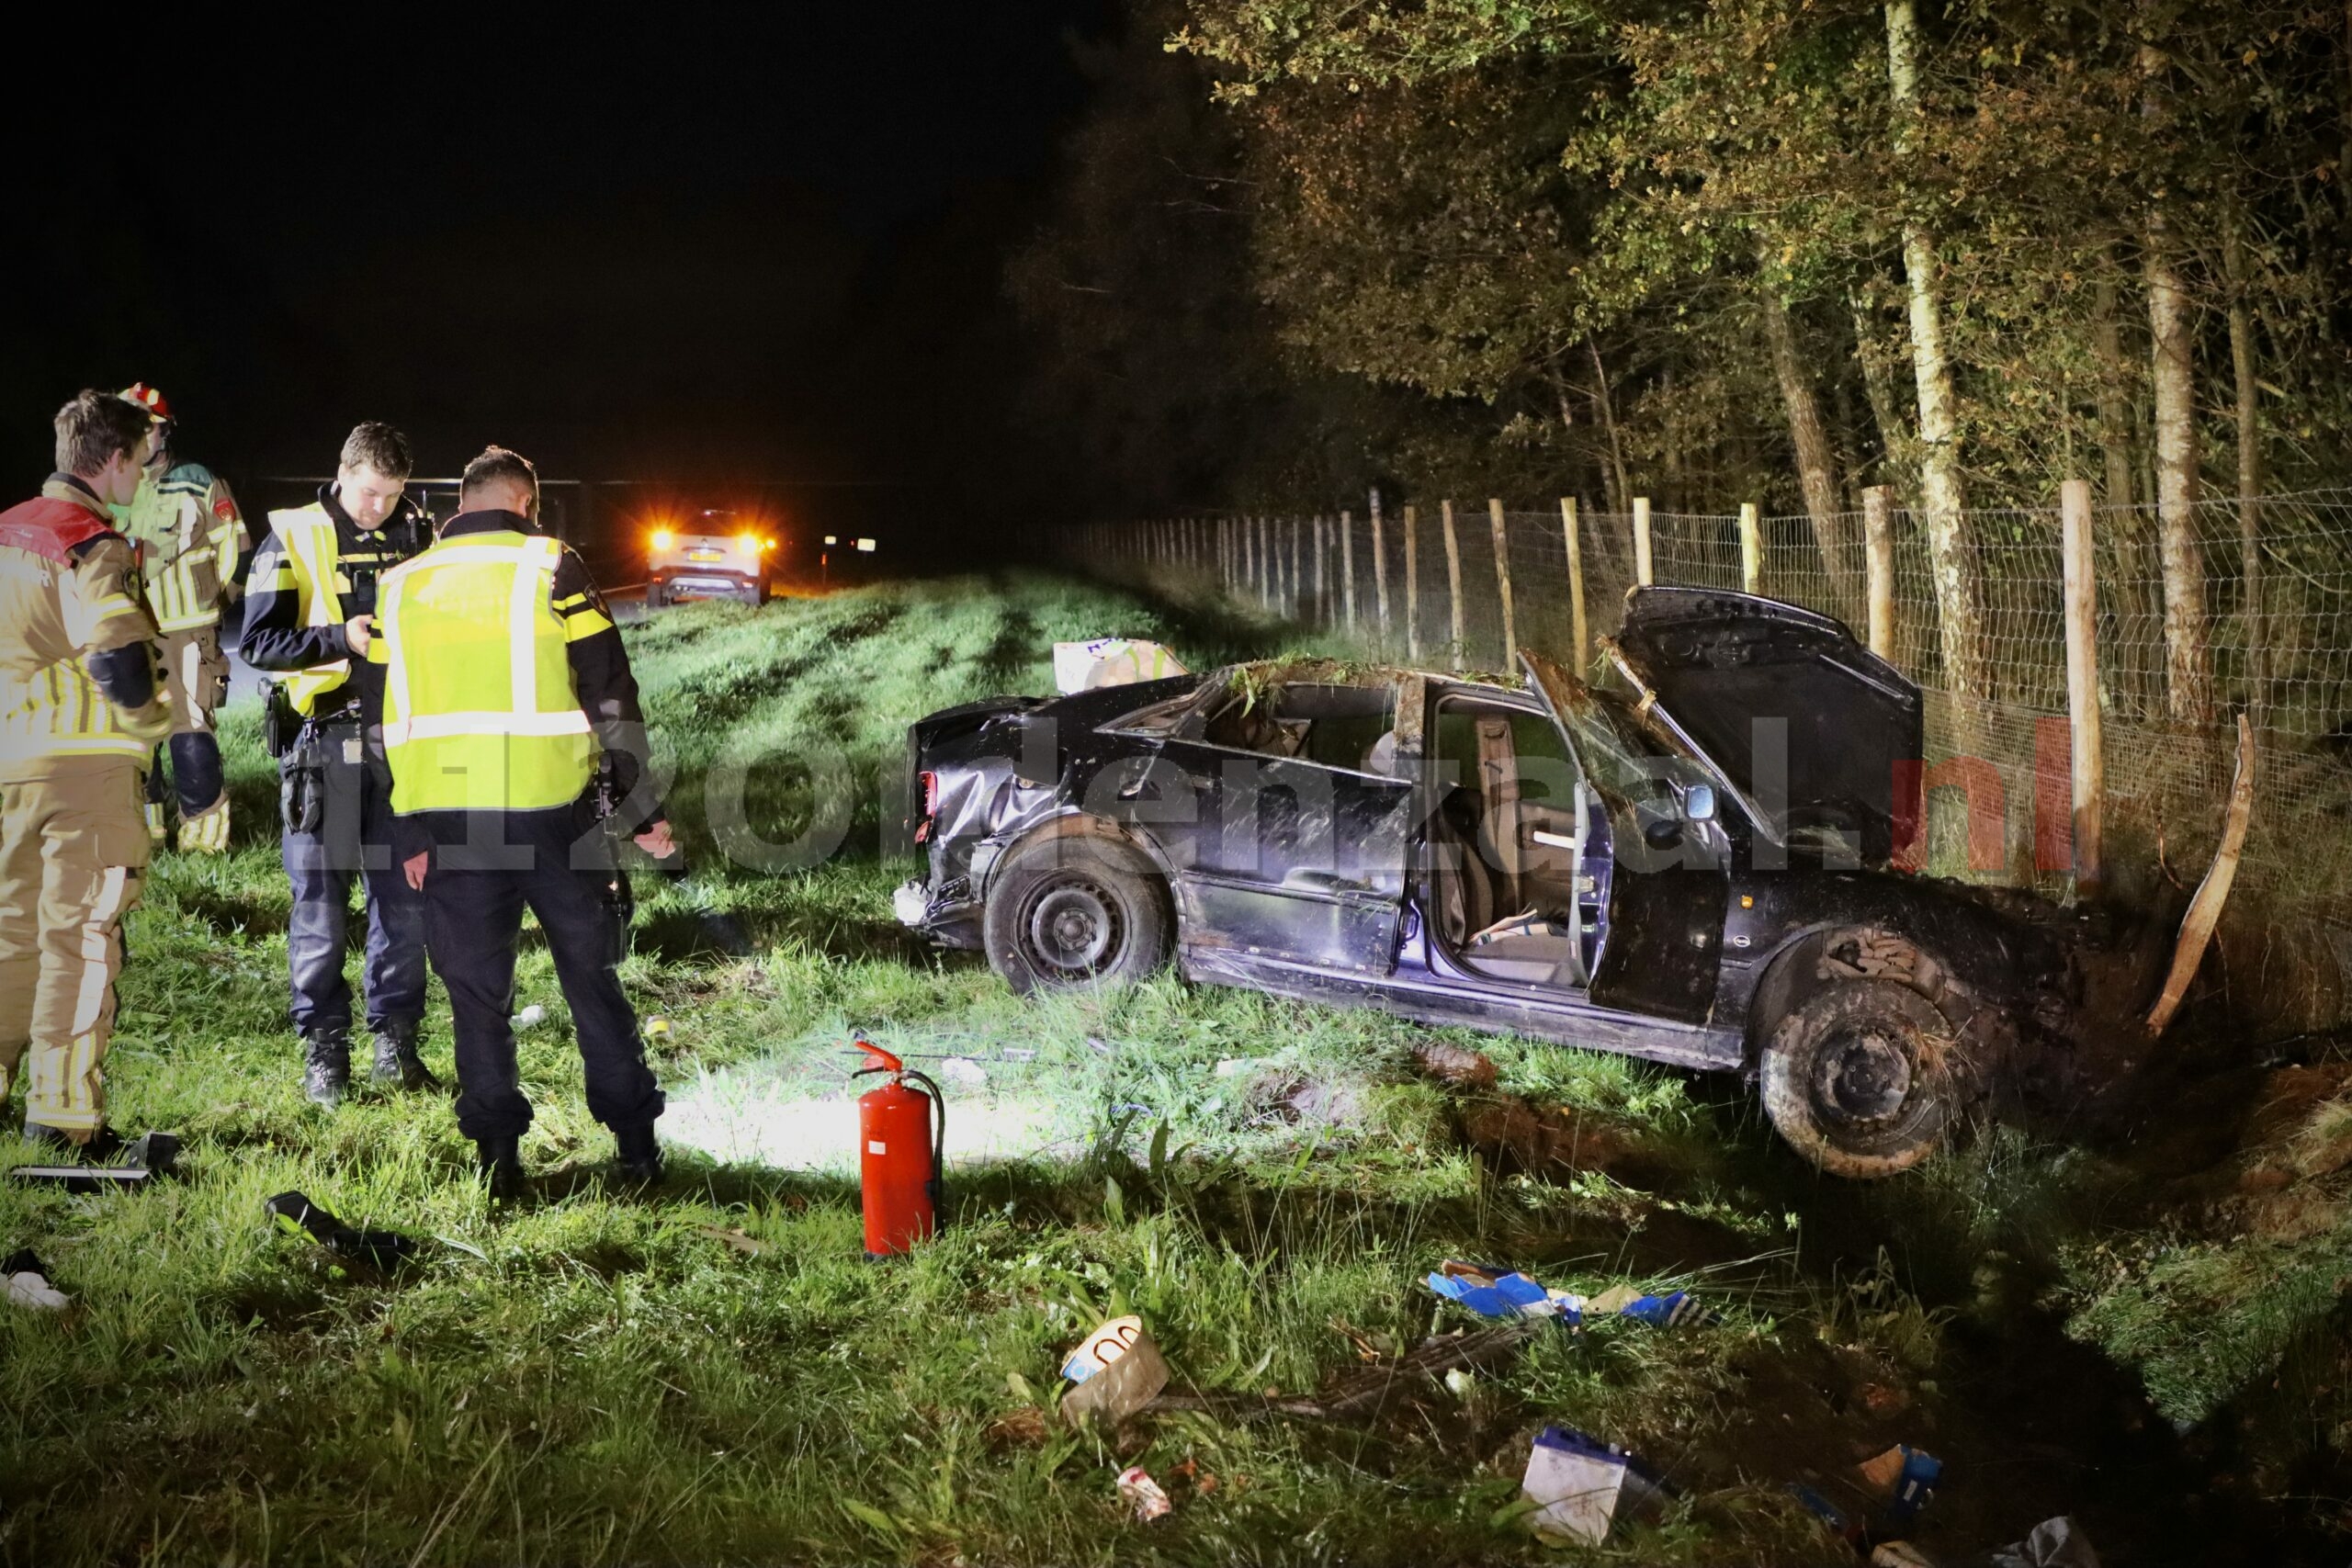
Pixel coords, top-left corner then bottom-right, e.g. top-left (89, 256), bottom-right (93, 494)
top-left (686, 547), bottom-right (724, 561)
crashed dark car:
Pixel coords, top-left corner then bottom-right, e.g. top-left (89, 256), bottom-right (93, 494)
top-left (896, 587), bottom-right (2079, 1178)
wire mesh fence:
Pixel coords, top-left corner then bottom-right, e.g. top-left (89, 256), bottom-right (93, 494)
top-left (1070, 490), bottom-right (2352, 927)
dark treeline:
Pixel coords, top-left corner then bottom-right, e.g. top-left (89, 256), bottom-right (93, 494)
top-left (1011, 2), bottom-right (2352, 587)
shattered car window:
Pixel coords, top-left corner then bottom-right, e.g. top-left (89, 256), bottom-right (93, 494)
top-left (1561, 691), bottom-right (1679, 807)
top-left (1202, 682), bottom-right (1395, 769)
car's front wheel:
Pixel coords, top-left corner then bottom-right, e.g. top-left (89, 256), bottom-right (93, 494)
top-left (1759, 978), bottom-right (1969, 1179)
top-left (983, 828), bottom-right (1172, 995)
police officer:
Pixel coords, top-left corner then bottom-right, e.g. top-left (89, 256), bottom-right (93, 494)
top-left (0, 392), bottom-right (173, 1153)
top-left (239, 423), bottom-right (434, 1105)
top-left (112, 383), bottom-right (248, 853)
top-left (377, 446), bottom-right (670, 1198)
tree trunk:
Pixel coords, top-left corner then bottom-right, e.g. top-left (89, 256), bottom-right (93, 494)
top-left (1589, 337), bottom-right (1633, 520)
top-left (2093, 264), bottom-right (2157, 718)
top-left (2225, 200), bottom-right (2266, 724)
top-left (2141, 40), bottom-right (2213, 727)
top-left (1849, 288), bottom-right (1910, 486)
top-left (1886, 0), bottom-right (1993, 716)
top-left (1758, 268), bottom-right (1861, 616)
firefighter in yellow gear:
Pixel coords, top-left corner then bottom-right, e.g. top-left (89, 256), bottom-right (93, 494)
top-left (112, 383), bottom-right (247, 853)
top-left (0, 391), bottom-right (173, 1154)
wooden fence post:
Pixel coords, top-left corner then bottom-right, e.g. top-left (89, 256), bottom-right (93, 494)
top-left (1441, 499), bottom-right (1465, 671)
top-left (1738, 502), bottom-right (1763, 593)
top-left (1861, 485), bottom-right (1896, 662)
top-left (1312, 515), bottom-right (1327, 624)
top-left (1289, 516), bottom-right (1303, 617)
top-left (1370, 489), bottom-right (1391, 649)
top-left (1633, 496), bottom-right (1655, 586)
top-left (1489, 499), bottom-right (1517, 664)
top-left (1561, 497), bottom-right (1588, 671)
top-left (1403, 504), bottom-right (1421, 662)
top-left (1340, 509), bottom-right (1357, 634)
top-left (2061, 479), bottom-right (2104, 897)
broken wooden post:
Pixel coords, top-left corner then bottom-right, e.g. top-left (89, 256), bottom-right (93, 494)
top-left (2145, 714), bottom-right (2256, 1036)
top-left (1370, 489), bottom-right (1391, 649)
top-left (1403, 504), bottom-right (1421, 661)
top-left (2061, 479), bottom-right (2105, 897)
top-left (1442, 499), bottom-right (1465, 671)
top-left (1862, 485), bottom-right (1896, 663)
top-left (1489, 498), bottom-right (1517, 664)
top-left (1738, 502), bottom-right (1763, 594)
top-left (1561, 497), bottom-right (1589, 671)
top-left (1340, 509), bottom-right (1357, 635)
top-left (1633, 496), bottom-right (1654, 586)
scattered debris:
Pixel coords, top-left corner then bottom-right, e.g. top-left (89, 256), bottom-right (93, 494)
top-left (1428, 1264), bottom-right (1709, 1327)
top-left (1589, 1283), bottom-right (1713, 1327)
top-left (1871, 1543), bottom-right (1938, 1567)
top-left (10, 1131), bottom-right (179, 1190)
top-left (1857, 1442), bottom-right (1942, 1528)
top-left (1145, 1324), bottom-right (1536, 1423)
top-left (1520, 1426), bottom-right (1670, 1544)
top-left (939, 1056), bottom-right (988, 1089)
top-left (513, 1003), bottom-right (547, 1029)
top-left (1060, 1314), bottom-right (1171, 1428)
top-left (263, 1191), bottom-right (420, 1271)
top-left (1426, 1260), bottom-right (1582, 1321)
top-left (694, 1224), bottom-right (770, 1258)
top-left (1982, 1515), bottom-right (2101, 1568)
top-left (1115, 1464), bottom-right (1172, 1523)
top-left (646, 1015), bottom-right (673, 1041)
top-left (1409, 1041), bottom-right (1498, 1089)
top-left (1, 1249), bottom-right (68, 1312)
top-left (1858, 1381), bottom-right (1912, 1418)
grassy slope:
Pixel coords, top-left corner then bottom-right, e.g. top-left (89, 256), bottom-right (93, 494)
top-left (0, 571), bottom-right (2317, 1565)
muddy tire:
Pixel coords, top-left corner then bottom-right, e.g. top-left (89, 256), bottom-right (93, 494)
top-left (983, 828), bottom-right (1172, 996)
top-left (645, 583), bottom-right (669, 611)
top-left (1760, 978), bottom-right (1968, 1179)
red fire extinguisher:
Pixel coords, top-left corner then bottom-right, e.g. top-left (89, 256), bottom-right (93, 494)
top-left (853, 1040), bottom-right (944, 1258)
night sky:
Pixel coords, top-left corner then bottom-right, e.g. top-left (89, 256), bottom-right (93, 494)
top-left (5, 3), bottom-right (1114, 551)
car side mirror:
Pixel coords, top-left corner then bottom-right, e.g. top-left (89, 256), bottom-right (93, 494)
top-left (1685, 783), bottom-right (1716, 822)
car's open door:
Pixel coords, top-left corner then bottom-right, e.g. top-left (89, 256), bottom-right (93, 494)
top-left (1521, 649), bottom-right (1728, 1026)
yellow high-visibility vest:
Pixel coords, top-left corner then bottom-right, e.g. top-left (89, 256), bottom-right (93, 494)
top-left (377, 529), bottom-right (594, 815)
top-left (265, 505), bottom-right (353, 716)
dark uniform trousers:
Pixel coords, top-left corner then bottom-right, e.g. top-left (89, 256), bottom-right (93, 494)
top-left (423, 805), bottom-right (662, 1141)
top-left (283, 717), bottom-right (426, 1038)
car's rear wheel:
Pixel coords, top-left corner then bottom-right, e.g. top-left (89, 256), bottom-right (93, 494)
top-left (983, 828), bottom-right (1172, 996)
top-left (645, 582), bottom-right (669, 610)
top-left (1760, 978), bottom-right (1967, 1179)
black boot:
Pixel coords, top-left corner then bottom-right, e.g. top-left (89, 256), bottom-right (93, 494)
top-left (24, 1123), bottom-right (126, 1163)
top-left (369, 1021), bottom-right (438, 1091)
top-left (477, 1134), bottom-right (525, 1201)
top-left (612, 1122), bottom-right (663, 1187)
top-left (302, 1029), bottom-right (351, 1109)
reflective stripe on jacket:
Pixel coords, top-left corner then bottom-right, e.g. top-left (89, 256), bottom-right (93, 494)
top-left (263, 504), bottom-right (351, 716)
top-left (0, 482), bottom-right (160, 772)
top-left (378, 530), bottom-right (595, 815)
top-left (117, 462), bottom-right (247, 633)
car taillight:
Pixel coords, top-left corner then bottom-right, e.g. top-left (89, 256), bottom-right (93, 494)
top-left (919, 771), bottom-right (938, 816)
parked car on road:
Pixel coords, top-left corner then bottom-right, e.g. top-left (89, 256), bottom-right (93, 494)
top-left (895, 588), bottom-right (2082, 1177)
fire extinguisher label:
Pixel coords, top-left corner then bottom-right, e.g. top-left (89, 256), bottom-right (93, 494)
top-left (867, 1140), bottom-right (888, 1156)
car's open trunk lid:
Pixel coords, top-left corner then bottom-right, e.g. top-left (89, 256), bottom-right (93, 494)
top-left (1605, 587), bottom-right (1924, 866)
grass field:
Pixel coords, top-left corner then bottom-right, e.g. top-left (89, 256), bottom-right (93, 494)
top-left (0, 572), bottom-right (2338, 1565)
